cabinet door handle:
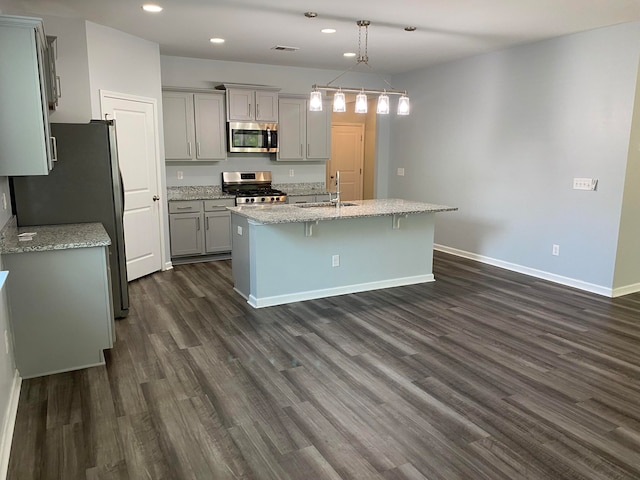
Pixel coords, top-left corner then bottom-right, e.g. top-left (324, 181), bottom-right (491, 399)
top-left (307, 144), bottom-right (310, 157)
top-left (176, 206), bottom-right (192, 210)
top-left (206, 217), bottom-right (209, 230)
top-left (51, 136), bottom-right (58, 162)
top-left (256, 104), bottom-right (260, 119)
top-left (300, 144), bottom-right (303, 157)
top-left (248, 104), bottom-right (252, 118)
top-left (187, 142), bottom-right (192, 157)
top-left (196, 217), bottom-right (200, 231)
top-left (196, 142), bottom-right (201, 157)
top-left (56, 76), bottom-right (61, 98)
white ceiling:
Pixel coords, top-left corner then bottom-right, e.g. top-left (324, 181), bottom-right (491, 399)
top-left (3, 0), bottom-right (640, 74)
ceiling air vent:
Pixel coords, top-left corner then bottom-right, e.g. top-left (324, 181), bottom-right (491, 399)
top-left (271, 45), bottom-right (299, 52)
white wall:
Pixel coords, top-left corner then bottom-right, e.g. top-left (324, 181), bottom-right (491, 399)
top-left (388, 22), bottom-right (640, 292)
top-left (160, 55), bottom-right (391, 187)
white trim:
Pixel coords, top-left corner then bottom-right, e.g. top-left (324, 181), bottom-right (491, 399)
top-left (434, 244), bottom-right (613, 297)
top-left (612, 282), bottom-right (640, 298)
top-left (163, 261), bottom-right (173, 271)
top-left (245, 274), bottom-right (435, 308)
top-left (0, 371), bottom-right (21, 480)
top-left (99, 90), bottom-right (168, 278)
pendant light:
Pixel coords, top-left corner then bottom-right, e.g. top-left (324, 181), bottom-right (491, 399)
top-left (310, 20), bottom-right (410, 115)
top-left (376, 91), bottom-right (390, 114)
top-left (355, 91), bottom-right (368, 113)
top-left (397, 94), bottom-right (410, 115)
top-left (333, 89), bottom-right (346, 112)
top-left (309, 89), bottom-right (323, 111)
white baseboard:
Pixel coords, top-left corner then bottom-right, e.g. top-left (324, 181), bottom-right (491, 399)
top-left (612, 282), bottom-right (640, 298)
top-left (0, 371), bottom-right (21, 480)
top-left (163, 261), bottom-right (173, 271)
top-left (434, 244), bottom-right (614, 297)
top-left (245, 274), bottom-right (435, 308)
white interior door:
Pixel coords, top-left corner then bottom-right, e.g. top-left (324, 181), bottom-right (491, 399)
top-left (100, 91), bottom-right (163, 281)
top-left (327, 123), bottom-right (364, 201)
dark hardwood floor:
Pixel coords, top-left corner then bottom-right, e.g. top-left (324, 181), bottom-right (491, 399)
top-left (7, 251), bottom-right (640, 479)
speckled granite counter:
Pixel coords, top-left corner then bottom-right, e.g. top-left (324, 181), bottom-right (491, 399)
top-left (228, 199), bottom-right (457, 225)
top-left (167, 186), bottom-right (234, 201)
top-left (0, 220), bottom-right (111, 254)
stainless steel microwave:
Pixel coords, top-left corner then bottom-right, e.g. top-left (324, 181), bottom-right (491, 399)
top-left (228, 122), bottom-right (278, 153)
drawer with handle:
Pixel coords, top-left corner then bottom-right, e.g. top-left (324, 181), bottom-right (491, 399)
top-left (169, 200), bottom-right (202, 214)
top-left (204, 198), bottom-right (235, 211)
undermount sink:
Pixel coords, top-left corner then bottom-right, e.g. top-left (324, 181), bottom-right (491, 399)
top-left (294, 202), bottom-right (357, 208)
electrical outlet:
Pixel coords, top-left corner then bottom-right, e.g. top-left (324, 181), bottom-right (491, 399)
top-left (237, 226), bottom-right (243, 235)
top-left (177, 171), bottom-right (184, 180)
top-left (573, 178), bottom-right (597, 190)
top-left (332, 254), bottom-right (340, 267)
top-left (552, 244), bottom-right (560, 256)
top-left (397, 168), bottom-right (405, 176)
top-left (289, 169), bottom-right (295, 177)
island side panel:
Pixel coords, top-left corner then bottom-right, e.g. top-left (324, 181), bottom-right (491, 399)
top-left (231, 213), bottom-right (252, 300)
top-left (243, 213), bottom-right (436, 307)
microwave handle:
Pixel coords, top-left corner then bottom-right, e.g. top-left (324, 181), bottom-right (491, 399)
top-left (270, 130), bottom-right (277, 149)
top-left (265, 128), bottom-right (271, 149)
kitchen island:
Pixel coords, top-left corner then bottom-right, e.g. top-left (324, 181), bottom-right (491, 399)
top-left (229, 199), bottom-right (457, 308)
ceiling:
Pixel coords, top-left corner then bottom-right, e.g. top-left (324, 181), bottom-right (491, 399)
top-left (3, 0), bottom-right (640, 74)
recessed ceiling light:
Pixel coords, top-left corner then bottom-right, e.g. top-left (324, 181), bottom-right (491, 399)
top-left (321, 28), bottom-right (336, 34)
top-left (142, 4), bottom-right (163, 13)
top-left (210, 38), bottom-right (225, 44)
top-left (344, 52), bottom-right (356, 58)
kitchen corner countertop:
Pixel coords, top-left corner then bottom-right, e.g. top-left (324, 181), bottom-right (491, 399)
top-left (274, 182), bottom-right (329, 196)
top-left (0, 220), bottom-right (111, 254)
top-left (167, 186), bottom-right (234, 201)
top-left (228, 199), bottom-right (457, 225)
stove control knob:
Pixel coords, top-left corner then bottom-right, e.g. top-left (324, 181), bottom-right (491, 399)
top-left (250, 198), bottom-right (255, 203)
top-left (261, 197), bottom-right (265, 202)
top-left (270, 197), bottom-right (275, 202)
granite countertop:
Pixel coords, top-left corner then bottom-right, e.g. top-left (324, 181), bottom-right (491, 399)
top-left (0, 220), bottom-right (111, 254)
top-left (273, 183), bottom-right (329, 196)
top-left (228, 199), bottom-right (457, 225)
top-left (167, 186), bottom-right (234, 201)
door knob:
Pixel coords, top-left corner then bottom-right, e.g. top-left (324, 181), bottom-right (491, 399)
top-left (152, 195), bottom-right (160, 201)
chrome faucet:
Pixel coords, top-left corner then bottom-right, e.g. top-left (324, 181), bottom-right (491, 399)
top-left (328, 170), bottom-right (341, 211)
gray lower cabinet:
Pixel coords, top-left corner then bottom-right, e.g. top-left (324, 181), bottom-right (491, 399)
top-left (4, 246), bottom-right (114, 378)
top-left (169, 199), bottom-right (234, 258)
top-left (287, 194), bottom-right (331, 204)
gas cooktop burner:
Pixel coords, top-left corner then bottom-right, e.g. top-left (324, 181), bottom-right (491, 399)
top-left (221, 171), bottom-right (288, 205)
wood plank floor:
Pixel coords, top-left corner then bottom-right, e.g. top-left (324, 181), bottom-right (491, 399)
top-left (7, 251), bottom-right (640, 479)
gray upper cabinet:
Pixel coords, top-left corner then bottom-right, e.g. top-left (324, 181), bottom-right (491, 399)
top-left (226, 87), bottom-right (279, 122)
top-left (277, 96), bottom-right (331, 162)
top-left (0, 15), bottom-right (54, 176)
top-left (162, 90), bottom-right (226, 161)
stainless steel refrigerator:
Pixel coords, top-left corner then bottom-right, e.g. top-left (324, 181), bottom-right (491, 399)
top-left (10, 120), bottom-right (129, 318)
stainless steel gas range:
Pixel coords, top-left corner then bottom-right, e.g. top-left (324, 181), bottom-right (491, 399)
top-left (221, 171), bottom-right (287, 205)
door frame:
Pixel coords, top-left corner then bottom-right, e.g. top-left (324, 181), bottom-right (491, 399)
top-left (99, 90), bottom-right (170, 273)
top-left (328, 122), bottom-right (365, 200)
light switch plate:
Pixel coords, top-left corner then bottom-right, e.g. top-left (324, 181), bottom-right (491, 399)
top-left (397, 168), bottom-right (405, 176)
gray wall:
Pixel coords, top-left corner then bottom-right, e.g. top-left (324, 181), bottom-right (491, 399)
top-left (388, 22), bottom-right (640, 292)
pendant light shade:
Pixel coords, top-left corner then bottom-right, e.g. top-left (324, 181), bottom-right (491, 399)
top-left (309, 90), bottom-right (323, 111)
top-left (376, 93), bottom-right (390, 114)
top-left (355, 91), bottom-right (368, 113)
top-left (397, 94), bottom-right (410, 115)
top-left (333, 91), bottom-right (346, 112)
